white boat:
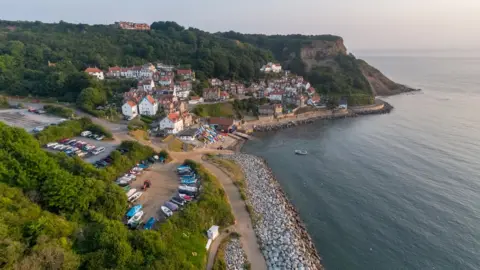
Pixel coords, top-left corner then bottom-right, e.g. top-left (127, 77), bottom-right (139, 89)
top-left (161, 206), bottom-right (173, 217)
top-left (294, 150), bottom-right (308, 155)
top-left (178, 185), bottom-right (197, 192)
top-left (127, 210), bottom-right (144, 224)
top-left (128, 191), bottom-right (143, 203)
top-left (126, 188), bottom-right (137, 197)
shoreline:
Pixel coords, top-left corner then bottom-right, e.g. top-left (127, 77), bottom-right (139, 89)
top-left (251, 100), bottom-right (394, 132)
top-left (227, 154), bottom-right (324, 269)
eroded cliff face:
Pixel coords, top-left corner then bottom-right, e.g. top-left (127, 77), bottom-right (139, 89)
top-left (356, 60), bottom-right (417, 96)
top-left (297, 39), bottom-right (417, 96)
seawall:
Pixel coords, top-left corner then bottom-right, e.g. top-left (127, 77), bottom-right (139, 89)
top-left (252, 100), bottom-right (393, 132)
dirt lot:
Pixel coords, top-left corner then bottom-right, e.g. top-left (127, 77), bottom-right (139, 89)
top-left (0, 109), bottom-right (65, 132)
top-left (130, 162), bottom-right (180, 222)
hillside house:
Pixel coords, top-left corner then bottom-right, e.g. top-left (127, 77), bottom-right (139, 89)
top-left (189, 96), bottom-right (204, 104)
top-left (260, 62), bottom-right (282, 73)
top-left (138, 79), bottom-right (155, 91)
top-left (268, 90), bottom-right (284, 102)
top-left (117, 21), bottom-right (151, 30)
top-left (203, 88), bottom-right (221, 101)
top-left (209, 78), bottom-right (222, 87)
top-left (159, 113), bottom-right (184, 134)
top-left (122, 101), bottom-right (138, 119)
top-left (220, 91), bottom-right (230, 101)
top-left (85, 67), bottom-right (104, 80)
top-left (138, 95), bottom-right (158, 116)
top-left (176, 69), bottom-right (194, 80)
top-left (106, 66), bottom-right (122, 78)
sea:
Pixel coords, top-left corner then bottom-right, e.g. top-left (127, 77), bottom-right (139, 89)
top-left (242, 51), bottom-right (480, 270)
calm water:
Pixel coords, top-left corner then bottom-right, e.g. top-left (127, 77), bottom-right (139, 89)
top-left (242, 55), bottom-right (480, 270)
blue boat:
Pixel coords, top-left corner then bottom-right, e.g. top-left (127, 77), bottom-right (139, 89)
top-left (126, 204), bottom-right (142, 218)
top-left (143, 217), bottom-right (156, 230)
top-left (181, 179), bottom-right (198, 185)
top-left (180, 174), bottom-right (197, 180)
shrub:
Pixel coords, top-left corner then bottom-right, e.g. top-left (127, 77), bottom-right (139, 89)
top-left (43, 105), bottom-right (74, 118)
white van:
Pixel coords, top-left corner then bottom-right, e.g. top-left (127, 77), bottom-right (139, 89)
top-left (92, 147), bottom-right (105, 155)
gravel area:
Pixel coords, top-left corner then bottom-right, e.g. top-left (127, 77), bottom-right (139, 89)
top-left (224, 237), bottom-right (248, 270)
top-left (227, 154), bottom-right (323, 270)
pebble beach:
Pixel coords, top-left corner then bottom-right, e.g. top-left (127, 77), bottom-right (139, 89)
top-left (226, 153), bottom-right (323, 270)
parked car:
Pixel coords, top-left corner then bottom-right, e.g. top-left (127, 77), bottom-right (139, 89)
top-left (81, 130), bottom-right (92, 137)
top-left (46, 142), bottom-right (58, 148)
top-left (92, 147), bottom-right (105, 155)
top-left (96, 135), bottom-right (105, 141)
top-left (170, 198), bottom-right (185, 206)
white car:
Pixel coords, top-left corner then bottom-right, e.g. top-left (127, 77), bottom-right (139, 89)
top-left (46, 142), bottom-right (58, 148)
top-left (92, 147), bottom-right (105, 155)
top-left (81, 131), bottom-right (92, 137)
top-left (123, 174), bottom-right (136, 180)
top-left (96, 135), bottom-right (105, 141)
top-left (54, 144), bottom-right (65, 150)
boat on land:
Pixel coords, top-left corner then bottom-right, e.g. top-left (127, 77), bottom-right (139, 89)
top-left (164, 201), bottom-right (178, 211)
top-left (127, 210), bottom-right (144, 224)
top-left (179, 185), bottom-right (197, 192)
top-left (179, 193), bottom-right (193, 201)
top-left (144, 217), bottom-right (156, 230)
top-left (161, 206), bottom-right (173, 217)
top-left (128, 191), bottom-right (143, 203)
top-left (126, 205), bottom-right (142, 218)
top-left (295, 150), bottom-right (308, 155)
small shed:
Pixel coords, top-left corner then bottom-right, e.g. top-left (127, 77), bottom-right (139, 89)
top-left (207, 225), bottom-right (219, 240)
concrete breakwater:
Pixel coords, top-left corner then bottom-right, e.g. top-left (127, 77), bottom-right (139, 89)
top-left (253, 101), bottom-right (393, 132)
top-left (227, 154), bottom-right (323, 270)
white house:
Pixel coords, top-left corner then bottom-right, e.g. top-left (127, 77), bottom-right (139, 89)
top-left (138, 95), bottom-right (158, 116)
top-left (159, 113), bottom-right (184, 134)
top-left (85, 67), bottom-right (104, 80)
top-left (268, 90), bottom-right (284, 102)
top-left (158, 76), bottom-right (173, 86)
top-left (176, 90), bottom-right (191, 99)
top-left (260, 62), bottom-right (282, 73)
top-left (138, 79), bottom-right (155, 91)
top-left (122, 101), bottom-right (138, 119)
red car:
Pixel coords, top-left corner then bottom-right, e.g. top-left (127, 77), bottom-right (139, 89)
top-left (58, 138), bottom-right (70, 143)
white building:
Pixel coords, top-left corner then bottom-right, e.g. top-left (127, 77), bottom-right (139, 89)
top-left (176, 90), bottom-right (191, 99)
top-left (268, 90), bottom-right (284, 102)
top-left (138, 79), bottom-right (155, 91)
top-left (85, 67), bottom-right (104, 80)
top-left (138, 95), bottom-right (158, 116)
top-left (122, 101), bottom-right (138, 119)
top-left (159, 113), bottom-right (184, 134)
top-left (260, 62), bottom-right (282, 73)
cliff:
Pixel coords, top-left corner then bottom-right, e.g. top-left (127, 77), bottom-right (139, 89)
top-left (356, 60), bottom-right (418, 96)
top-left (295, 38), bottom-right (417, 97)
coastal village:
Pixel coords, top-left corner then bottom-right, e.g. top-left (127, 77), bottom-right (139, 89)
top-left (0, 19), bottom-right (405, 270)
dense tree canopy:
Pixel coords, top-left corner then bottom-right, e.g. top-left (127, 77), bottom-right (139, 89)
top-left (0, 122), bottom-right (233, 269)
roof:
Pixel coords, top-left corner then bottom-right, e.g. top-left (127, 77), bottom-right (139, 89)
top-left (142, 95), bottom-right (156, 105)
top-left (209, 117), bottom-right (234, 126)
top-left (167, 113), bottom-right (180, 122)
top-left (85, 67), bottom-right (102, 73)
top-left (178, 128), bottom-right (197, 137)
top-left (108, 66), bottom-right (122, 72)
top-left (125, 101), bottom-right (137, 107)
top-left (220, 91), bottom-right (229, 97)
top-left (177, 69), bottom-right (192, 75)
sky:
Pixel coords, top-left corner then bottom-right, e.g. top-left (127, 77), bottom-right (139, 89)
top-left (2, 0), bottom-right (480, 50)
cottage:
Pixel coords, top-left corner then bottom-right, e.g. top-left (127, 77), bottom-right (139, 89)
top-left (189, 96), bottom-right (204, 104)
top-left (85, 67), bottom-right (104, 80)
top-left (260, 62), bottom-right (282, 73)
top-left (209, 78), bottom-right (223, 87)
top-left (177, 128), bottom-right (197, 141)
top-left (138, 95), bottom-right (158, 116)
top-left (138, 79), bottom-right (155, 91)
top-left (259, 104), bottom-right (275, 116)
top-left (220, 91), bottom-right (229, 101)
top-left (106, 66), bottom-right (122, 78)
top-left (159, 113), bottom-right (184, 134)
top-left (208, 117), bottom-right (237, 133)
top-left (176, 69), bottom-right (194, 80)
top-left (203, 88), bottom-right (221, 101)
top-left (268, 90), bottom-right (284, 102)
top-left (122, 101), bottom-right (138, 119)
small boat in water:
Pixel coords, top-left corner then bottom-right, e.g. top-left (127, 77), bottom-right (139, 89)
top-left (295, 150), bottom-right (308, 155)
